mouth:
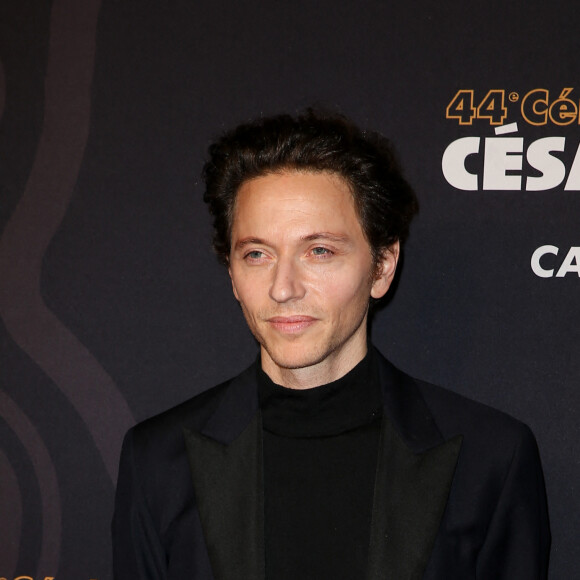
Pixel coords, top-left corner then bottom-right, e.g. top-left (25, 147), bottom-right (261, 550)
top-left (267, 316), bottom-right (317, 334)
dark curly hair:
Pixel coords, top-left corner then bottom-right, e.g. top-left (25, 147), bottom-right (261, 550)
top-left (202, 109), bottom-right (418, 267)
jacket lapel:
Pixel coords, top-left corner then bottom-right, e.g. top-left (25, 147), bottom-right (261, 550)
top-left (367, 418), bottom-right (462, 579)
top-left (367, 352), bottom-right (463, 579)
top-left (184, 364), bottom-right (265, 580)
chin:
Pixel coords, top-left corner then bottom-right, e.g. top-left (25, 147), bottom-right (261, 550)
top-left (264, 343), bottom-right (332, 371)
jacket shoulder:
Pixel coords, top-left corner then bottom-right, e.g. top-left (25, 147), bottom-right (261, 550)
top-left (133, 378), bottom-right (231, 438)
top-left (411, 378), bottom-right (541, 487)
top-left (415, 378), bottom-right (533, 443)
top-left (126, 362), bottom-right (255, 456)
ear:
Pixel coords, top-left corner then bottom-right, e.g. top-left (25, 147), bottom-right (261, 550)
top-left (370, 241), bottom-right (400, 299)
top-left (228, 266), bottom-right (240, 301)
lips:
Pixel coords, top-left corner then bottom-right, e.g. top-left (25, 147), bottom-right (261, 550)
top-left (267, 316), bottom-right (317, 334)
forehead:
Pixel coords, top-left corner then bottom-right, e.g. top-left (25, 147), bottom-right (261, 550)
top-left (231, 170), bottom-right (363, 238)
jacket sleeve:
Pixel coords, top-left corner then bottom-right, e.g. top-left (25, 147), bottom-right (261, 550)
top-left (112, 428), bottom-right (167, 580)
top-left (476, 424), bottom-right (551, 578)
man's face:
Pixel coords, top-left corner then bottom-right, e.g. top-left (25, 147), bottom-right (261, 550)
top-left (228, 170), bottom-right (398, 385)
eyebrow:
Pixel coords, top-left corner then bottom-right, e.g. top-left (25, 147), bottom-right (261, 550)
top-left (300, 232), bottom-right (351, 244)
top-left (234, 232), bottom-right (352, 250)
top-left (234, 237), bottom-right (267, 250)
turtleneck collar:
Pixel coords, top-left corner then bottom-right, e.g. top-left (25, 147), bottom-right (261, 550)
top-left (257, 347), bottom-right (382, 437)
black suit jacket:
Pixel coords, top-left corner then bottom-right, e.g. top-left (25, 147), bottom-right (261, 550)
top-left (112, 350), bottom-right (550, 579)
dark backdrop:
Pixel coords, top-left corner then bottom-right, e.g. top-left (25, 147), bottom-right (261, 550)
top-left (1, 1), bottom-right (578, 578)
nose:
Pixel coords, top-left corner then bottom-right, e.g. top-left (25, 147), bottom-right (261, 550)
top-left (269, 256), bottom-right (306, 303)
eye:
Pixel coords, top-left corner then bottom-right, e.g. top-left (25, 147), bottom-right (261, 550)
top-left (311, 247), bottom-right (332, 256)
top-left (244, 250), bottom-right (266, 261)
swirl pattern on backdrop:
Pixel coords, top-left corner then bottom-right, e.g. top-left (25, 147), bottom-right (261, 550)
top-left (0, 391), bottom-right (61, 578)
top-left (0, 0), bottom-right (133, 486)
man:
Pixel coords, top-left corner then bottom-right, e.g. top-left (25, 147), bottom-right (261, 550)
top-left (112, 110), bottom-right (550, 579)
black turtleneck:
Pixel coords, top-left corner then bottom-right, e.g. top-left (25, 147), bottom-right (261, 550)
top-left (258, 349), bottom-right (383, 580)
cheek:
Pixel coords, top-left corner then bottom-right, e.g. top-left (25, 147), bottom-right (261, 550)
top-left (230, 269), bottom-right (257, 303)
top-left (232, 275), bottom-right (269, 317)
top-left (313, 271), bottom-right (373, 310)
top-left (236, 285), bottom-right (258, 311)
